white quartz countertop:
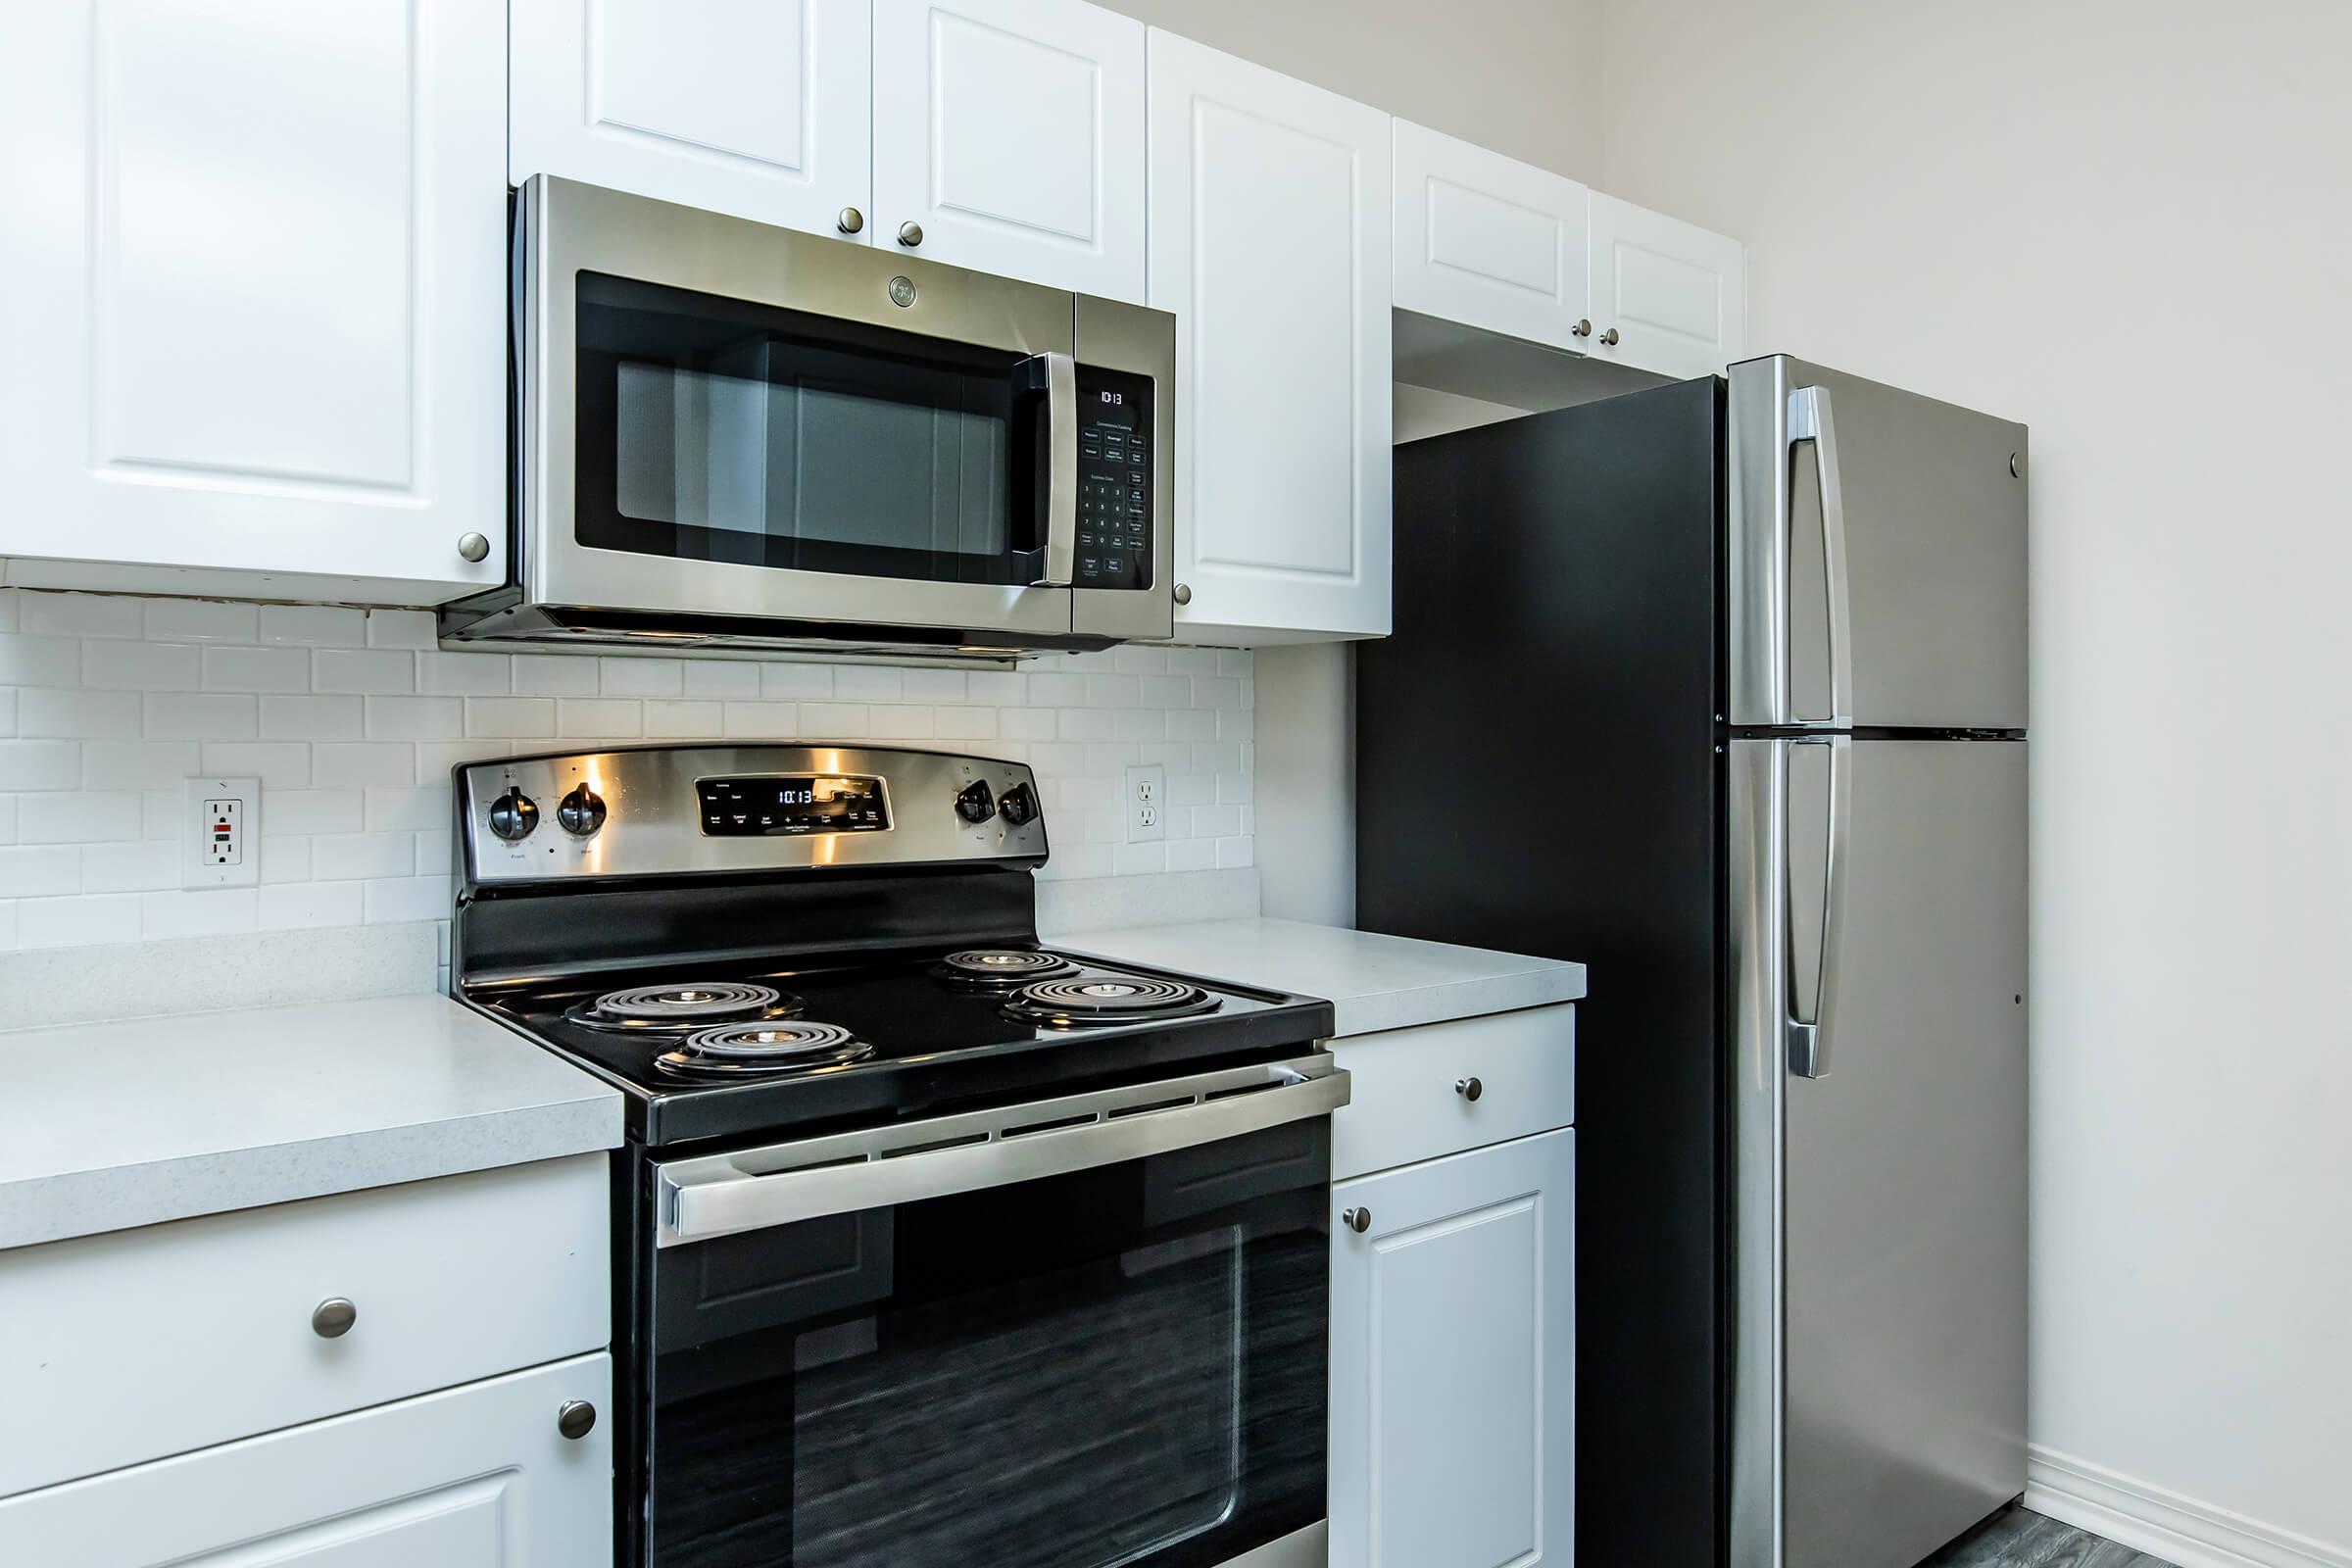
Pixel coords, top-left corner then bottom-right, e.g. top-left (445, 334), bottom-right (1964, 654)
top-left (1062, 917), bottom-right (1586, 1039)
top-left (0, 995), bottom-right (620, 1251)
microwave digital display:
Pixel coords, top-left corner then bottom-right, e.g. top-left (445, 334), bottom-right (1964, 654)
top-left (697, 775), bottom-right (889, 836)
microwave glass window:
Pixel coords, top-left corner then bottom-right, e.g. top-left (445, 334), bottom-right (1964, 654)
top-left (576, 274), bottom-right (1049, 586)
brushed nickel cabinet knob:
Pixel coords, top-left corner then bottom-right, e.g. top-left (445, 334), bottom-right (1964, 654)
top-left (558, 1399), bottom-right (597, 1441)
top-left (1342, 1206), bottom-right (1371, 1234)
top-left (1599, 326), bottom-right (1621, 347)
top-left (837, 207), bottom-right (865, 235)
top-left (456, 532), bottom-right (490, 564)
top-left (311, 1298), bottom-right (357, 1339)
top-left (1570, 318), bottom-right (1593, 338)
top-left (898, 221), bottom-right (924, 247)
top-left (1172, 583), bottom-right (1193, 606)
top-left (1455, 1076), bottom-right (1484, 1102)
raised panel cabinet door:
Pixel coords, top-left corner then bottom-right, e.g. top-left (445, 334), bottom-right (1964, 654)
top-left (1148, 30), bottom-right (1393, 643)
top-left (1393, 120), bottom-right (1591, 349)
top-left (872, 0), bottom-right (1145, 301)
top-left (0, 0), bottom-right (508, 603)
top-left (1330, 1128), bottom-right (1576, 1568)
top-left (511, 0), bottom-right (873, 241)
top-left (1586, 191), bottom-right (1748, 380)
top-left (0, 1354), bottom-right (612, 1567)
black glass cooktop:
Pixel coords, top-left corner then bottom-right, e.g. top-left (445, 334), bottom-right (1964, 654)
top-left (467, 947), bottom-right (1334, 1149)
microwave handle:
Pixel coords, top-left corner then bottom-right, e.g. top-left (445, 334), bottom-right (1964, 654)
top-left (1033, 351), bottom-right (1078, 587)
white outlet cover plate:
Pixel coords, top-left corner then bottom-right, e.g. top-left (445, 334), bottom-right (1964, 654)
top-left (184, 776), bottom-right (262, 890)
top-left (1125, 763), bottom-right (1166, 843)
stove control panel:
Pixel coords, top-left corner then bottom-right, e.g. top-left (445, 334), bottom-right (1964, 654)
top-left (458, 746), bottom-right (1046, 884)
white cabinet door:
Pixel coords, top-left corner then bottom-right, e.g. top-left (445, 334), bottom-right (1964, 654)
top-left (1586, 192), bottom-right (1747, 380)
top-left (512, 0), bottom-right (873, 242)
top-left (1148, 30), bottom-right (1393, 644)
top-left (1394, 121), bottom-right (1590, 349)
top-left (0, 1354), bottom-right (612, 1567)
top-left (0, 0), bottom-right (507, 605)
top-left (1330, 1128), bottom-right (1575, 1568)
top-left (872, 0), bottom-right (1145, 301)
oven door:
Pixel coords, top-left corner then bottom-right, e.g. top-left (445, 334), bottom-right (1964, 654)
top-left (638, 1056), bottom-right (1347, 1568)
top-left (514, 175), bottom-right (1171, 650)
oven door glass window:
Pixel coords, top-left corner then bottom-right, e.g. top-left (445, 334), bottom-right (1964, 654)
top-left (576, 273), bottom-right (1053, 587)
top-left (642, 1119), bottom-right (1328, 1568)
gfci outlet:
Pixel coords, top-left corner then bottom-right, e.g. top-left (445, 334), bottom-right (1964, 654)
top-left (1125, 763), bottom-right (1166, 843)
top-left (184, 776), bottom-right (262, 890)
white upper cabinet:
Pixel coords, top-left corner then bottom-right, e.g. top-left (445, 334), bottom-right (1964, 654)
top-left (511, 0), bottom-right (874, 242)
top-left (1393, 120), bottom-right (1591, 348)
top-left (1329, 1128), bottom-right (1576, 1568)
top-left (872, 0), bottom-right (1146, 301)
top-left (1148, 30), bottom-right (1393, 644)
top-left (1586, 191), bottom-right (1748, 379)
top-left (0, 0), bottom-right (508, 604)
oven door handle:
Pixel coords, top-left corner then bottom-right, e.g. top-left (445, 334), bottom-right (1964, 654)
top-left (1032, 350), bottom-right (1078, 588)
top-left (655, 1054), bottom-right (1348, 1248)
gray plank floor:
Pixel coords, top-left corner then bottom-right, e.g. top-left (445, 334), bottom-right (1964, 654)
top-left (1922, 1505), bottom-right (2175, 1567)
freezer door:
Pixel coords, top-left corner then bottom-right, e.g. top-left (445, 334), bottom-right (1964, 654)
top-left (1728, 737), bottom-right (2027, 1568)
top-left (1728, 355), bottom-right (2028, 730)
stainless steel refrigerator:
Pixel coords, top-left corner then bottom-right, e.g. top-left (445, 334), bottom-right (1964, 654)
top-left (1357, 354), bottom-right (2028, 1568)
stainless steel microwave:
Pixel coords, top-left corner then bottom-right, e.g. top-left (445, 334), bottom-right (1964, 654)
top-left (441, 176), bottom-right (1176, 659)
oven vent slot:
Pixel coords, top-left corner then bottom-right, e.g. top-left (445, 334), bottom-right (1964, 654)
top-left (738, 1151), bottom-right (865, 1179)
top-left (878, 1131), bottom-right (992, 1160)
top-left (1204, 1079), bottom-right (1284, 1102)
top-left (1107, 1095), bottom-right (1200, 1120)
top-left (1001, 1111), bottom-right (1100, 1140)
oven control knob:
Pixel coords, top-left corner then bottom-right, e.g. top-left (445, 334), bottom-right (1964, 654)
top-left (557, 784), bottom-right (608, 837)
top-left (954, 778), bottom-right (997, 824)
top-left (997, 781), bottom-right (1038, 827)
top-left (488, 790), bottom-right (539, 842)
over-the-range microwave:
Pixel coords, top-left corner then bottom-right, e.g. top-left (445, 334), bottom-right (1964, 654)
top-left (440, 175), bottom-right (1177, 660)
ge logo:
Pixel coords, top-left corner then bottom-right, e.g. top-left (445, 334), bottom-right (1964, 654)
top-left (1100, 390), bottom-right (1123, 406)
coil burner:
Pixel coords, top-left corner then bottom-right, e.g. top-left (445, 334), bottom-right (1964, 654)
top-left (654, 1020), bottom-right (874, 1079)
top-left (1004, 976), bottom-right (1221, 1029)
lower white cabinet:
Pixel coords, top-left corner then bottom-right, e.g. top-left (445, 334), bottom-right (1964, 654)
top-left (1330, 1126), bottom-right (1576, 1568)
top-left (0, 1352), bottom-right (612, 1567)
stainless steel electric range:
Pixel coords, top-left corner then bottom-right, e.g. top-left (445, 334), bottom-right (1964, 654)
top-left (450, 744), bottom-right (1344, 1568)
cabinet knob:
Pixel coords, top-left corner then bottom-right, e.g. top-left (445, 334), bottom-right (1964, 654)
top-left (897, 220), bottom-right (924, 248)
top-left (311, 1298), bottom-right (357, 1339)
top-left (1172, 582), bottom-right (1193, 606)
top-left (557, 1399), bottom-right (597, 1441)
top-left (837, 206), bottom-right (865, 235)
top-left (1599, 326), bottom-right (1621, 347)
top-left (1455, 1076), bottom-right (1484, 1102)
top-left (456, 532), bottom-right (490, 564)
top-left (1570, 318), bottom-right (1593, 338)
top-left (1342, 1206), bottom-right (1371, 1234)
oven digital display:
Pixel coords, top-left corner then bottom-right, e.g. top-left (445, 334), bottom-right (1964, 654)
top-left (697, 775), bottom-right (889, 836)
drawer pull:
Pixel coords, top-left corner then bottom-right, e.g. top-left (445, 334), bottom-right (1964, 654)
top-left (310, 1298), bottom-right (357, 1339)
top-left (1455, 1076), bottom-right (1485, 1102)
top-left (558, 1399), bottom-right (598, 1441)
top-left (1342, 1206), bottom-right (1371, 1234)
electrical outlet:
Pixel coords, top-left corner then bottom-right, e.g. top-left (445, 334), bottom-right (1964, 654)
top-left (1125, 763), bottom-right (1165, 843)
top-left (184, 776), bottom-right (262, 889)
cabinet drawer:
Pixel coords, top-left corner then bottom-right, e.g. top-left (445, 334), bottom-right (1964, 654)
top-left (0, 1352), bottom-right (612, 1568)
top-left (1332, 1005), bottom-right (1574, 1180)
top-left (0, 1153), bottom-right (608, 1499)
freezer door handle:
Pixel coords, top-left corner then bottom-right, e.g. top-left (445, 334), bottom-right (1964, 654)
top-left (1787, 735), bottom-right (1852, 1078)
top-left (1788, 385), bottom-right (1854, 729)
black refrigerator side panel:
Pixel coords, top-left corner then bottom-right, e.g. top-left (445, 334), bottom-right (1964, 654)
top-left (1357, 376), bottom-right (1726, 1568)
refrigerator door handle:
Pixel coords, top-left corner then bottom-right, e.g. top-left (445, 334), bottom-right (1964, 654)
top-left (1787, 735), bottom-right (1852, 1078)
top-left (1788, 385), bottom-right (1854, 729)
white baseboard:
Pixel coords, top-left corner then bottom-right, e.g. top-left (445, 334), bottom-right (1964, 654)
top-left (2027, 1446), bottom-right (2350, 1568)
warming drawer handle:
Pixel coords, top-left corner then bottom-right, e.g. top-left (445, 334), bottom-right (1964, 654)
top-left (655, 1056), bottom-right (1350, 1247)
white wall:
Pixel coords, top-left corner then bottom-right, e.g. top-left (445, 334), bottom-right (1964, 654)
top-left (1597, 1), bottom-right (2352, 1557)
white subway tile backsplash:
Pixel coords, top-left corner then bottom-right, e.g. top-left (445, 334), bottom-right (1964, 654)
top-left (143, 692), bottom-right (259, 741)
top-left (85, 640), bottom-right (201, 690)
top-left (259, 605), bottom-right (365, 647)
top-left (202, 644), bottom-right (309, 693)
top-left (0, 591), bottom-right (1252, 955)
top-left (24, 592), bottom-right (142, 639)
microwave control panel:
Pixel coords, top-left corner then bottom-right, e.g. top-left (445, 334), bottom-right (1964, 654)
top-left (1075, 367), bottom-right (1153, 590)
